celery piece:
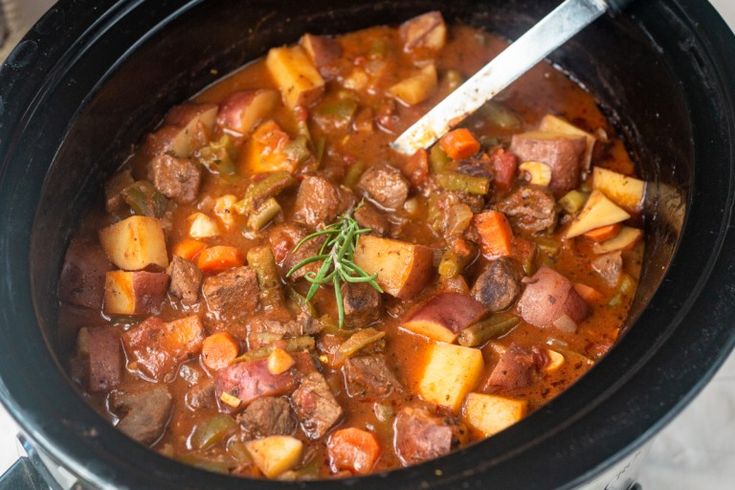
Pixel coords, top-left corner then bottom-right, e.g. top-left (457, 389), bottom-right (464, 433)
top-left (438, 249), bottom-right (469, 279)
top-left (196, 135), bottom-right (237, 176)
top-left (284, 135), bottom-right (312, 164)
top-left (190, 415), bottom-right (237, 450)
top-left (435, 171), bottom-right (490, 195)
top-left (313, 97), bottom-right (359, 131)
top-left (429, 145), bottom-right (453, 173)
top-left (121, 181), bottom-right (169, 218)
top-left (559, 190), bottom-right (589, 214)
top-left (235, 171), bottom-right (296, 215)
top-left (533, 236), bottom-right (561, 257)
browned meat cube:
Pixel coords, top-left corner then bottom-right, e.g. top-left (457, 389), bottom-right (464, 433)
top-left (354, 202), bottom-right (389, 236)
top-left (185, 378), bottom-right (215, 410)
top-left (471, 259), bottom-right (523, 312)
top-left (291, 372), bottom-right (343, 440)
top-left (341, 282), bottom-right (382, 328)
top-left (249, 311), bottom-right (322, 340)
top-left (202, 267), bottom-right (260, 323)
top-left (148, 153), bottom-right (202, 204)
top-left (237, 396), bottom-right (298, 439)
top-left (343, 355), bottom-right (402, 400)
top-left (268, 223), bottom-right (325, 281)
top-left (77, 327), bottom-right (122, 392)
top-left (122, 315), bottom-right (205, 380)
top-left (300, 34), bottom-right (343, 80)
top-left (591, 251), bottom-right (623, 287)
top-left (59, 238), bottom-right (112, 309)
top-left (517, 266), bottom-right (589, 330)
top-left (293, 176), bottom-right (342, 228)
top-left (496, 186), bottom-right (559, 234)
top-left (168, 256), bottom-right (202, 305)
top-left (215, 359), bottom-right (297, 408)
top-left (482, 344), bottom-right (543, 391)
top-left (357, 164), bottom-right (409, 210)
top-left (110, 386), bottom-right (173, 445)
top-left (394, 407), bottom-right (453, 466)
top-left (510, 132), bottom-right (586, 195)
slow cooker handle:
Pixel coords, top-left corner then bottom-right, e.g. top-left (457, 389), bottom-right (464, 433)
top-left (0, 457), bottom-right (50, 490)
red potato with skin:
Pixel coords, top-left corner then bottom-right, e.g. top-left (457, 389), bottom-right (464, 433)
top-left (104, 270), bottom-right (169, 316)
top-left (402, 293), bottom-right (487, 343)
top-left (299, 34), bottom-right (342, 79)
top-left (510, 131), bottom-right (587, 195)
top-left (144, 103), bottom-right (218, 158)
top-left (77, 327), bottom-right (122, 392)
top-left (59, 238), bottom-right (113, 309)
top-left (216, 89), bottom-right (280, 135)
top-left (399, 11), bottom-right (447, 52)
top-left (215, 359), bottom-right (298, 410)
top-left (517, 266), bottom-right (590, 330)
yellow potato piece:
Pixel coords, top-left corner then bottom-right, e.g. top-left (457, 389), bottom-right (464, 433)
top-left (463, 392), bottom-right (528, 437)
top-left (592, 166), bottom-right (646, 212)
top-left (592, 226), bottom-right (643, 254)
top-left (187, 212), bottom-right (220, 238)
top-left (545, 349), bottom-right (565, 373)
top-left (418, 342), bottom-right (484, 412)
top-left (266, 45), bottom-right (325, 109)
top-left (246, 436), bottom-right (303, 479)
top-left (99, 216), bottom-right (168, 271)
top-left (388, 64), bottom-right (437, 106)
top-left (565, 190), bottom-right (630, 238)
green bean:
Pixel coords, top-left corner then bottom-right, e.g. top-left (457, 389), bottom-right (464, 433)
top-left (190, 415), bottom-right (237, 450)
top-left (121, 181), bottom-right (169, 218)
top-left (313, 97), bottom-right (358, 130)
top-left (284, 135), bottom-right (312, 164)
top-left (246, 197), bottom-right (281, 231)
top-left (435, 171), bottom-right (490, 195)
top-left (287, 287), bottom-right (318, 318)
top-left (235, 171), bottom-right (295, 215)
top-left (559, 190), bottom-right (589, 214)
top-left (343, 160), bottom-right (366, 188)
top-left (247, 245), bottom-right (283, 308)
top-left (457, 313), bottom-right (520, 347)
top-left (334, 328), bottom-right (385, 365)
top-left (429, 145), bottom-right (453, 173)
top-left (438, 249), bottom-right (469, 279)
top-left (232, 335), bottom-right (315, 364)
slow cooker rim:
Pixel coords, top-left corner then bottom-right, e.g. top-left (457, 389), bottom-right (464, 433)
top-left (0, 0), bottom-right (733, 488)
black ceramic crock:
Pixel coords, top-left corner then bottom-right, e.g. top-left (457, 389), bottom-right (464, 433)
top-left (0, 0), bottom-right (734, 488)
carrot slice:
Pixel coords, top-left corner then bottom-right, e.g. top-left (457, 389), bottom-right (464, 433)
top-left (583, 223), bottom-right (622, 242)
top-left (439, 128), bottom-right (481, 160)
top-left (327, 428), bottom-right (381, 475)
top-left (574, 283), bottom-right (604, 303)
top-left (173, 238), bottom-right (207, 261)
top-left (474, 210), bottom-right (513, 258)
top-left (196, 245), bottom-right (245, 273)
top-left (201, 332), bottom-right (240, 371)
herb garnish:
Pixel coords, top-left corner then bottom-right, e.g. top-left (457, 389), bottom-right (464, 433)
top-left (286, 212), bottom-right (383, 327)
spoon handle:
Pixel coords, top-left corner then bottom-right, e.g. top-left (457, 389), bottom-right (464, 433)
top-left (391, 0), bottom-right (612, 155)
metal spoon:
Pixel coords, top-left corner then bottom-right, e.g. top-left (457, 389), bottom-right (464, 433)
top-left (391, 0), bottom-right (633, 155)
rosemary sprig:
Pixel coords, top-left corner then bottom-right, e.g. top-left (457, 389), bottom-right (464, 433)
top-left (286, 212), bottom-right (383, 327)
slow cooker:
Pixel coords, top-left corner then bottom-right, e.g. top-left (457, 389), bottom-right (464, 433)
top-left (0, 0), bottom-right (734, 488)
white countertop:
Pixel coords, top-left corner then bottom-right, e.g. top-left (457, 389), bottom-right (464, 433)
top-left (1, 0), bottom-right (734, 487)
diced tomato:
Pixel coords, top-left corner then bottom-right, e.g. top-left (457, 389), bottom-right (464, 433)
top-left (490, 147), bottom-right (518, 190)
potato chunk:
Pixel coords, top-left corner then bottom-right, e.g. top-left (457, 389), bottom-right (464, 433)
top-left (246, 435), bottom-right (303, 479)
top-left (145, 103), bottom-right (218, 158)
top-left (216, 89), bottom-right (280, 135)
top-left (462, 392), bottom-right (527, 437)
top-left (104, 270), bottom-right (169, 315)
top-left (99, 216), bottom-right (168, 271)
top-left (266, 45), bottom-right (325, 109)
top-left (388, 64), bottom-right (437, 106)
top-left (565, 190), bottom-right (630, 238)
top-left (418, 342), bottom-right (484, 412)
top-left (539, 114), bottom-right (596, 171)
top-left (353, 235), bottom-right (433, 299)
top-left (592, 166), bottom-right (646, 212)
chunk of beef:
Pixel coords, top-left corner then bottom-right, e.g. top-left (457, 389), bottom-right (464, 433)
top-left (215, 359), bottom-right (297, 408)
top-left (59, 238), bottom-right (112, 309)
top-left (489, 147), bottom-right (518, 191)
top-left (268, 223), bottom-right (325, 281)
top-left (591, 251), bottom-right (623, 287)
top-left (249, 311), bottom-right (322, 340)
top-left (482, 344), bottom-right (543, 391)
top-left (354, 202), bottom-right (389, 236)
top-left (399, 11), bottom-right (447, 52)
top-left (293, 176), bottom-right (342, 228)
top-left (300, 34), bottom-right (342, 80)
top-left (358, 164), bottom-right (409, 210)
top-left (517, 266), bottom-right (589, 330)
top-left (291, 372), bottom-right (343, 440)
top-left (496, 186), bottom-right (558, 234)
top-left (510, 132), bottom-right (586, 195)
top-left (343, 355), bottom-right (402, 400)
top-left (394, 407), bottom-right (453, 466)
top-left (202, 267), bottom-right (260, 323)
top-left (168, 256), bottom-right (202, 305)
top-left (341, 282), bottom-right (382, 328)
top-left (122, 315), bottom-right (205, 381)
top-left (237, 396), bottom-right (298, 439)
top-left (148, 153), bottom-right (202, 204)
top-left (186, 379), bottom-right (215, 410)
top-left (471, 259), bottom-right (523, 312)
top-left (77, 327), bottom-right (122, 392)
top-left (105, 169), bottom-right (135, 213)
top-left (111, 386), bottom-right (173, 445)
